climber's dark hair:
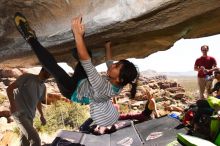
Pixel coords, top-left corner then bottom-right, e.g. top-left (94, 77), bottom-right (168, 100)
top-left (118, 59), bottom-right (139, 98)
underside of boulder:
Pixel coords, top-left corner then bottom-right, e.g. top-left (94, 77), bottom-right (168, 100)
top-left (0, 0), bottom-right (220, 67)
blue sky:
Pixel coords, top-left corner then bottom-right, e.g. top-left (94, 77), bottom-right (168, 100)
top-left (96, 34), bottom-right (220, 73)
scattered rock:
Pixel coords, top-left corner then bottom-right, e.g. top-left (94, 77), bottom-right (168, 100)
top-left (166, 87), bottom-right (185, 93)
top-left (173, 93), bottom-right (185, 100)
top-left (0, 68), bottom-right (22, 78)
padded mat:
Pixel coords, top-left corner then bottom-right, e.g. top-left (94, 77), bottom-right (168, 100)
top-left (134, 116), bottom-right (188, 146)
top-left (51, 116), bottom-right (189, 146)
top-left (51, 120), bottom-right (142, 146)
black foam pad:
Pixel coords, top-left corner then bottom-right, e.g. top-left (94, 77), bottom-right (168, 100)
top-left (51, 120), bottom-right (142, 146)
top-left (51, 117), bottom-right (188, 146)
top-left (134, 116), bottom-right (188, 146)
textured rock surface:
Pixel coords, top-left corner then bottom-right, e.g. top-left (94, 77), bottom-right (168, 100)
top-left (1, 0), bottom-right (220, 67)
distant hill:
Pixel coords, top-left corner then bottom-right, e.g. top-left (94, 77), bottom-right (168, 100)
top-left (141, 70), bottom-right (196, 77)
top-left (159, 71), bottom-right (196, 77)
top-left (140, 69), bottom-right (159, 77)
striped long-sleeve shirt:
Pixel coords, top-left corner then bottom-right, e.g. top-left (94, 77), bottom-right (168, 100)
top-left (76, 59), bottom-right (121, 126)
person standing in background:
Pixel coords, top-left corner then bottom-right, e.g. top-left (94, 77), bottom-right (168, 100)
top-left (210, 70), bottom-right (220, 99)
top-left (6, 68), bottom-right (50, 146)
top-left (194, 45), bottom-right (217, 99)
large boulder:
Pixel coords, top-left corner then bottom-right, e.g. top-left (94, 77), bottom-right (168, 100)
top-left (0, 68), bottom-right (22, 78)
top-left (0, 0), bottom-right (220, 67)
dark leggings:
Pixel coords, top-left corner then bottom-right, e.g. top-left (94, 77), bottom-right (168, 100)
top-left (28, 38), bottom-right (87, 99)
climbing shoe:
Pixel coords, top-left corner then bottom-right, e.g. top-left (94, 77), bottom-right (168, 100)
top-left (14, 12), bottom-right (36, 41)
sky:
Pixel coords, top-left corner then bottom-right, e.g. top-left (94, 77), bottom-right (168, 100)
top-left (96, 34), bottom-right (220, 73)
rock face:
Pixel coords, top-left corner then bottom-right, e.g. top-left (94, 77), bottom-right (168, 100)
top-left (1, 0), bottom-right (220, 67)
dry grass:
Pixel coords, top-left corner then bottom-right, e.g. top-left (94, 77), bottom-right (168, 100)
top-left (34, 101), bottom-right (89, 134)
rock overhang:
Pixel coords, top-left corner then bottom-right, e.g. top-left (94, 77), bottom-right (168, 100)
top-left (0, 0), bottom-right (220, 67)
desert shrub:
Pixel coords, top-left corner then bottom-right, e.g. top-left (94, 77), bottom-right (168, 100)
top-left (34, 101), bottom-right (89, 134)
top-left (0, 93), bottom-right (7, 104)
